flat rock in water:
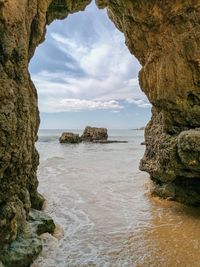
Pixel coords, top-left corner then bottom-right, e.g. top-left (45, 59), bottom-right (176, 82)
top-left (93, 140), bottom-right (128, 144)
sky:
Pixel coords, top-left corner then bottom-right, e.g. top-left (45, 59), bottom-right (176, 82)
top-left (29, 1), bottom-right (151, 129)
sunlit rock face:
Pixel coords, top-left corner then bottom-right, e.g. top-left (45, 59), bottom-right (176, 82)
top-left (0, 0), bottom-right (199, 265)
top-left (101, 0), bottom-right (200, 205)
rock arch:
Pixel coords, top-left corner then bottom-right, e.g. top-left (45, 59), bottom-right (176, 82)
top-left (0, 0), bottom-right (199, 265)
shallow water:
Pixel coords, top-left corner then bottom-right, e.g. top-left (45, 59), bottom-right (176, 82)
top-left (32, 130), bottom-right (200, 267)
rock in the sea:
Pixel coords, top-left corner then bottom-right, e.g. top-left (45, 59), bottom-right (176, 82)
top-left (81, 126), bottom-right (108, 141)
top-left (140, 142), bottom-right (146, 145)
top-left (59, 132), bottom-right (81, 144)
top-left (59, 128), bottom-right (126, 144)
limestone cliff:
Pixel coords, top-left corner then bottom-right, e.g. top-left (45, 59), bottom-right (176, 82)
top-left (0, 0), bottom-right (91, 265)
top-left (0, 0), bottom-right (199, 266)
top-left (101, 0), bottom-right (200, 204)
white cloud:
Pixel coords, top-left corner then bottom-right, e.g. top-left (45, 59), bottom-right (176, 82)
top-left (31, 3), bottom-right (150, 113)
top-left (32, 70), bottom-right (142, 100)
top-left (40, 98), bottom-right (123, 112)
top-left (126, 98), bottom-right (152, 108)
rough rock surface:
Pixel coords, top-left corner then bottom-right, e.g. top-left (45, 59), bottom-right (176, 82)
top-left (0, 208), bottom-right (55, 267)
top-left (0, 0), bottom-right (92, 264)
top-left (103, 0), bottom-right (200, 205)
top-left (0, 226), bottom-right (42, 267)
top-left (81, 126), bottom-right (108, 141)
top-left (59, 132), bottom-right (81, 144)
top-left (29, 209), bottom-right (55, 236)
top-left (59, 128), bottom-right (126, 144)
top-left (0, 0), bottom-right (200, 264)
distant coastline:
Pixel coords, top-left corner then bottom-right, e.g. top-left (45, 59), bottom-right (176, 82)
top-left (132, 127), bottom-right (145, 130)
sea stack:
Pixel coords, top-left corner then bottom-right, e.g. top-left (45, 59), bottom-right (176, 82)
top-left (81, 126), bottom-right (108, 142)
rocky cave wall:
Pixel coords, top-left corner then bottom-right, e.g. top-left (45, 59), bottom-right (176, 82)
top-left (0, 0), bottom-right (93, 264)
top-left (0, 0), bottom-right (200, 266)
top-left (104, 0), bottom-right (200, 204)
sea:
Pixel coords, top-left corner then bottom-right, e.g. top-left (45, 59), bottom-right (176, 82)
top-left (32, 129), bottom-right (200, 267)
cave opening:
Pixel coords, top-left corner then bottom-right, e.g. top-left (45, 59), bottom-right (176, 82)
top-left (27, 1), bottom-right (152, 265)
top-left (1, 0), bottom-right (200, 266)
top-left (29, 1), bottom-right (151, 130)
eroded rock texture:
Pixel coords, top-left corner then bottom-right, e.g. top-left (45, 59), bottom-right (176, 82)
top-left (103, 0), bottom-right (200, 205)
top-left (97, 0), bottom-right (200, 205)
top-left (81, 126), bottom-right (108, 141)
top-left (0, 0), bottom-right (200, 265)
top-left (0, 0), bottom-right (91, 265)
top-left (59, 132), bottom-right (81, 143)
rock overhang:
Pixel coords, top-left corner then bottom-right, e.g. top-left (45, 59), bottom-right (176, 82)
top-left (0, 0), bottom-right (200, 265)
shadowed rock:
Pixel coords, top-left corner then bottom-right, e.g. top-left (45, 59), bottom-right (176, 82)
top-left (178, 129), bottom-right (200, 172)
top-left (0, 208), bottom-right (55, 267)
top-left (0, 232), bottom-right (42, 267)
top-left (59, 132), bottom-right (81, 144)
top-left (29, 209), bottom-right (55, 236)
